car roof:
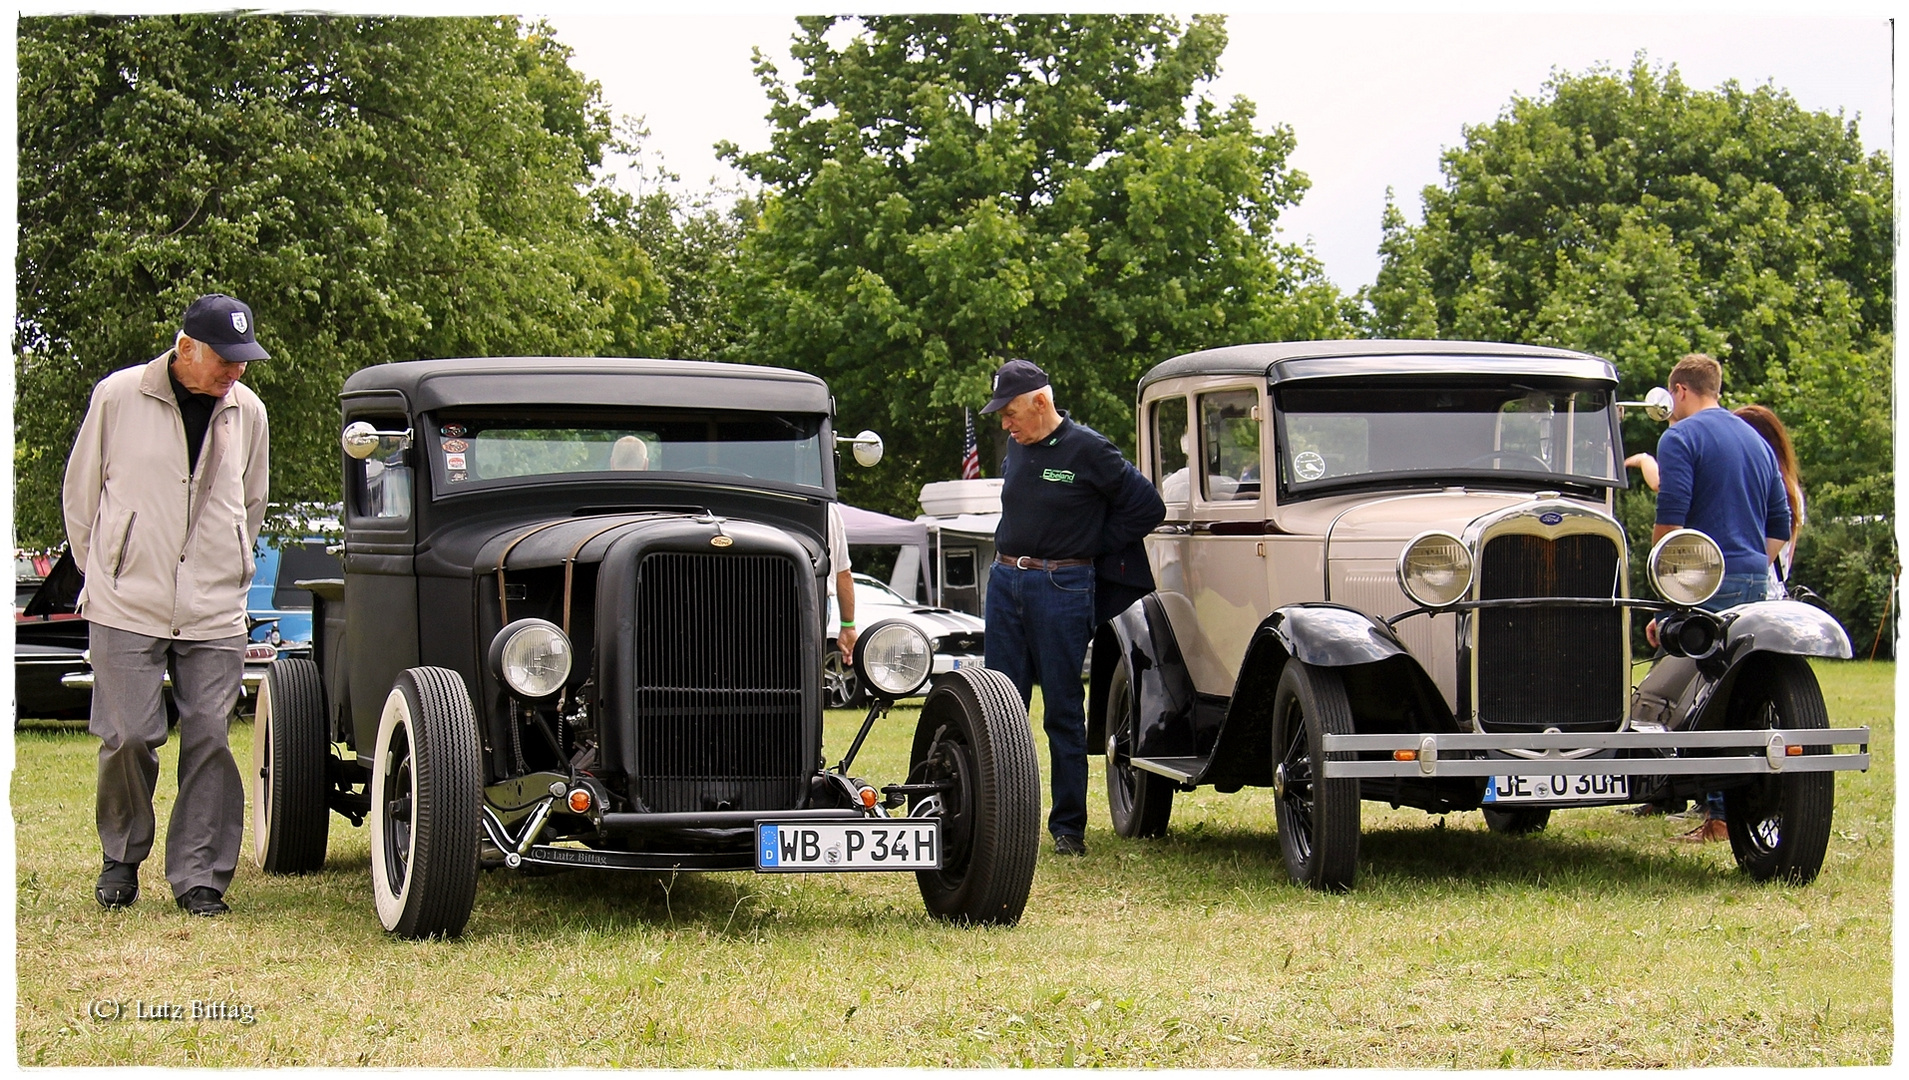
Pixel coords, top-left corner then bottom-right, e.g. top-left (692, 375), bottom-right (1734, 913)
top-left (341, 357), bottom-right (833, 415)
top-left (1138, 340), bottom-right (1618, 394)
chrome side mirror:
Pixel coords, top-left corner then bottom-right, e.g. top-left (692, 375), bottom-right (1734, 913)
top-left (1619, 387), bottom-right (1675, 424)
top-left (835, 430), bottom-right (884, 467)
top-left (342, 421), bottom-right (413, 460)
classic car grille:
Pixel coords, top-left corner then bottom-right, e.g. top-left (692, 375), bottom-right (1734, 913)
top-left (631, 551), bottom-right (806, 812)
top-left (1474, 533), bottom-right (1625, 732)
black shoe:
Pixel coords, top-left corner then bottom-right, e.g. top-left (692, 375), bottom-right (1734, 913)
top-left (95, 858), bottom-right (139, 909)
top-left (175, 886), bottom-right (229, 917)
top-left (1053, 834), bottom-right (1087, 857)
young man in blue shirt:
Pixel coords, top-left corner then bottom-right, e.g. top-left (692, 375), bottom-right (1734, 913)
top-left (1645, 352), bottom-right (1792, 841)
top-left (981, 360), bottom-right (1165, 856)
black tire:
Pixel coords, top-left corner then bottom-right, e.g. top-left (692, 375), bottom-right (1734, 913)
top-left (251, 658), bottom-right (331, 874)
top-left (1272, 659), bottom-right (1360, 891)
top-left (1722, 655), bottom-right (1835, 885)
top-left (908, 667), bottom-right (1040, 925)
top-left (370, 667), bottom-right (482, 939)
top-left (1104, 656), bottom-right (1173, 838)
top-left (1482, 807), bottom-right (1552, 835)
top-left (823, 645), bottom-right (864, 709)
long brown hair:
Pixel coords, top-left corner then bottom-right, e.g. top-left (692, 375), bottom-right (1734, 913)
top-left (1734, 404), bottom-right (1803, 539)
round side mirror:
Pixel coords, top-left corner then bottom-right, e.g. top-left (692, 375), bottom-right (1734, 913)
top-left (851, 430), bottom-right (884, 468)
top-left (1643, 386), bottom-right (1674, 423)
top-left (342, 421), bottom-right (382, 460)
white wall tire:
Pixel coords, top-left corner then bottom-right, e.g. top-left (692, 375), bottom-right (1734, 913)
top-left (369, 667), bottom-right (482, 938)
top-left (251, 658), bottom-right (331, 873)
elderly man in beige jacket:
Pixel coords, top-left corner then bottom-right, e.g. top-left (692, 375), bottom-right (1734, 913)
top-left (63, 294), bottom-right (271, 916)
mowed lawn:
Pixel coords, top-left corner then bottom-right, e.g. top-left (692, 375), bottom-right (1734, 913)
top-left (14, 660), bottom-right (1892, 1067)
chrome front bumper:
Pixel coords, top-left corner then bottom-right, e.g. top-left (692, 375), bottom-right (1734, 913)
top-left (62, 665), bottom-right (270, 697)
top-left (1321, 728), bottom-right (1871, 779)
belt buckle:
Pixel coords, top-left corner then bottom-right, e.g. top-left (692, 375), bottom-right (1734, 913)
top-left (1015, 555), bottom-right (1035, 570)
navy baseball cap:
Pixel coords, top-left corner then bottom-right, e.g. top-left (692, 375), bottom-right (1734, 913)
top-left (980, 359), bottom-right (1049, 413)
top-left (182, 293), bottom-right (270, 362)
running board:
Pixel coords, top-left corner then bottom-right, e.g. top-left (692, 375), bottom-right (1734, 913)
top-left (1129, 756), bottom-right (1206, 785)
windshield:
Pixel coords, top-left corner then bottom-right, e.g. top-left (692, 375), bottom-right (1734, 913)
top-left (428, 408), bottom-right (827, 493)
top-left (1275, 381), bottom-right (1620, 494)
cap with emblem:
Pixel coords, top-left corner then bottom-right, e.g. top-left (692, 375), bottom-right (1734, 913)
top-left (980, 359), bottom-right (1049, 414)
top-left (182, 293), bottom-right (270, 363)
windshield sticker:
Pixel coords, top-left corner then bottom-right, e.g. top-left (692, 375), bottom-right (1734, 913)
top-left (440, 438), bottom-right (468, 453)
top-left (440, 423), bottom-right (469, 438)
top-left (445, 452), bottom-right (467, 470)
top-left (448, 470), bottom-right (468, 483)
top-left (1294, 451), bottom-right (1326, 481)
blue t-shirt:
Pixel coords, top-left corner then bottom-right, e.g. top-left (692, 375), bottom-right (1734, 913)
top-left (1654, 407), bottom-right (1792, 576)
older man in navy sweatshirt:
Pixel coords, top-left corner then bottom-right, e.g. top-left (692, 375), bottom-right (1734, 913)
top-left (981, 360), bottom-right (1166, 856)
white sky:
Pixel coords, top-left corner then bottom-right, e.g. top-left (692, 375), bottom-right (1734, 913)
top-left (540, 6), bottom-right (1893, 293)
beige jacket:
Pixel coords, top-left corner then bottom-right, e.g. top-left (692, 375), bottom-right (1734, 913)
top-left (62, 351), bottom-right (270, 640)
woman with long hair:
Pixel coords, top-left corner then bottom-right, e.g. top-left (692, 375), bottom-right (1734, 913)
top-left (1733, 404), bottom-right (1805, 598)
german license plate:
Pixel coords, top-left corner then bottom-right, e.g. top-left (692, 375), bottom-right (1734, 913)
top-left (755, 820), bottom-right (940, 872)
top-left (1484, 773), bottom-right (1629, 804)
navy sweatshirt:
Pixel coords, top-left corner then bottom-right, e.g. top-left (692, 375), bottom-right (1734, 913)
top-left (995, 416), bottom-right (1162, 561)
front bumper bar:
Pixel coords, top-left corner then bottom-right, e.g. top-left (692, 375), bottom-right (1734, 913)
top-left (64, 664), bottom-right (270, 697)
top-left (1320, 728), bottom-right (1870, 778)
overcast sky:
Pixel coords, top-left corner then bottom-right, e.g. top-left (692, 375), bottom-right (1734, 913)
top-left (540, 7), bottom-right (1893, 293)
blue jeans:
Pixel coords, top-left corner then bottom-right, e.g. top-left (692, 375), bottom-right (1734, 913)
top-left (984, 561), bottom-right (1097, 840)
top-left (1699, 573), bottom-right (1768, 819)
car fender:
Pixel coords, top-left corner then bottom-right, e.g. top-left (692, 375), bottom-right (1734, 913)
top-left (1201, 604), bottom-right (1451, 791)
top-left (1087, 593), bottom-right (1198, 758)
top-left (1685, 600), bottom-right (1851, 730)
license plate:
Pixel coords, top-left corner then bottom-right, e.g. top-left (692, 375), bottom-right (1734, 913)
top-left (1484, 773), bottom-right (1629, 804)
top-left (755, 820), bottom-right (940, 872)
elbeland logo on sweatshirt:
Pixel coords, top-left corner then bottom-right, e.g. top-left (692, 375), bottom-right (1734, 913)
top-left (1042, 469), bottom-right (1076, 484)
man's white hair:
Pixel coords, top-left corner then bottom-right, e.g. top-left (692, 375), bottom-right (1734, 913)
top-left (1029, 384), bottom-right (1055, 409)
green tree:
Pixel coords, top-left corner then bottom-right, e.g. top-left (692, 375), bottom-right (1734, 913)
top-left (723, 14), bottom-right (1356, 514)
top-left (1365, 56), bottom-right (1891, 515)
top-left (1367, 56), bottom-right (1893, 647)
top-left (14, 15), bottom-right (664, 546)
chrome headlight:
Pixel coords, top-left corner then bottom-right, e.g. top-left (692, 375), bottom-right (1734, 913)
top-left (1397, 531), bottom-right (1475, 608)
top-left (488, 618), bottom-right (573, 699)
top-left (1649, 529), bottom-right (1724, 606)
top-left (853, 621), bottom-right (933, 700)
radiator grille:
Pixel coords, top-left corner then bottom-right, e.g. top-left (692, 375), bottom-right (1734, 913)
top-left (631, 551), bottom-right (807, 812)
top-left (1474, 533), bottom-right (1625, 732)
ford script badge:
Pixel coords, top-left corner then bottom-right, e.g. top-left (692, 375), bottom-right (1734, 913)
top-left (710, 535), bottom-right (734, 548)
top-left (1539, 511), bottom-right (1564, 526)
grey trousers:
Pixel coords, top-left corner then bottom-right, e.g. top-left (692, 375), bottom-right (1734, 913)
top-left (89, 623), bottom-right (246, 899)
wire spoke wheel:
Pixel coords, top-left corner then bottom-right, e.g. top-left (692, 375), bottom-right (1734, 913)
top-left (1272, 659), bottom-right (1359, 891)
top-left (1722, 656), bottom-right (1835, 885)
top-left (1105, 656), bottom-right (1173, 838)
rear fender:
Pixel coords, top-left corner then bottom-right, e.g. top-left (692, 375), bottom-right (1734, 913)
top-left (1087, 594), bottom-right (1197, 758)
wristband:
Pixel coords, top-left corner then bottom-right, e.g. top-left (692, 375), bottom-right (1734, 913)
top-left (841, 620), bottom-right (856, 628)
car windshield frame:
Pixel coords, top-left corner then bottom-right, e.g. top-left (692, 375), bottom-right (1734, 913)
top-left (423, 405), bottom-right (831, 498)
top-left (1270, 375), bottom-right (1625, 502)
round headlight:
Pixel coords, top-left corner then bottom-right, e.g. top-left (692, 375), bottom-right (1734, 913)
top-left (488, 618), bottom-right (573, 699)
top-left (1397, 531), bottom-right (1475, 608)
top-left (1649, 528), bottom-right (1725, 606)
top-left (853, 621), bottom-right (933, 700)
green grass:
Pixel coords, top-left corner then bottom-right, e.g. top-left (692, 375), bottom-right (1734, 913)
top-left (14, 660), bottom-right (1893, 1066)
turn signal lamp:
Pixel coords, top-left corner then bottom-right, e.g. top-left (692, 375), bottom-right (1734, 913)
top-left (567, 788), bottom-right (593, 813)
top-left (858, 786), bottom-right (879, 809)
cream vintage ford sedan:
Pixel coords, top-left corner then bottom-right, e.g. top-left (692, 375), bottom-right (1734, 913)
top-left (1088, 340), bottom-right (1868, 891)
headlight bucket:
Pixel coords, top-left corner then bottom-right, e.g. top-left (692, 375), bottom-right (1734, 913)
top-left (488, 618), bottom-right (573, 699)
top-left (1397, 531), bottom-right (1475, 608)
top-left (1648, 529), bottom-right (1725, 607)
top-left (852, 620), bottom-right (933, 700)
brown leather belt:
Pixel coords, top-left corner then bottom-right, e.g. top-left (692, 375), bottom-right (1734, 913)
top-left (996, 553), bottom-right (1093, 571)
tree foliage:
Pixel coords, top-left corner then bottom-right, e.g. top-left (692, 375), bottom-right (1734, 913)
top-left (723, 14), bottom-right (1356, 514)
top-left (1366, 57), bottom-right (1892, 518)
top-left (14, 15), bottom-right (663, 546)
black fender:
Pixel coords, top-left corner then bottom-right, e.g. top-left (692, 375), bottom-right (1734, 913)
top-left (1203, 604), bottom-right (1452, 791)
top-left (1687, 600), bottom-right (1851, 731)
top-left (1086, 594), bottom-right (1197, 758)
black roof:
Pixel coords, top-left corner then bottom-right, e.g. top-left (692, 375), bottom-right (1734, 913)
top-left (340, 357), bottom-right (832, 414)
top-left (1138, 340), bottom-right (1618, 393)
